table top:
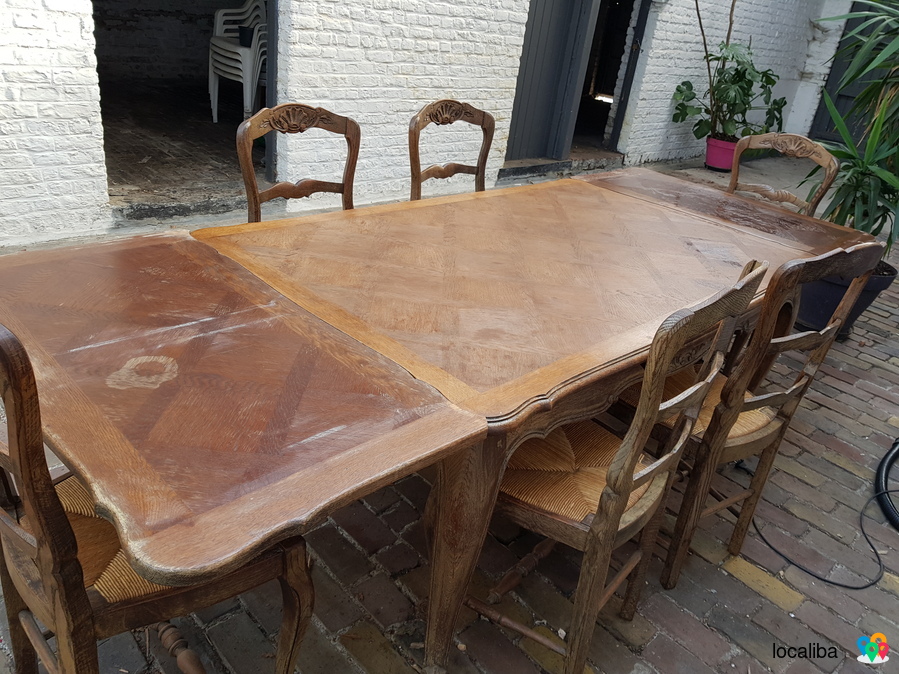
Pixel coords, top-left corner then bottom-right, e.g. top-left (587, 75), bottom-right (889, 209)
top-left (194, 174), bottom-right (868, 423)
top-left (576, 168), bottom-right (871, 252)
top-left (0, 233), bottom-right (485, 584)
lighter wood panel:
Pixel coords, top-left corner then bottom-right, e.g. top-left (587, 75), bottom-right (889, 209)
top-left (195, 178), bottom-right (839, 416)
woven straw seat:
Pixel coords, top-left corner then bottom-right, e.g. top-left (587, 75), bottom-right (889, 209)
top-left (467, 262), bottom-right (767, 674)
top-left (20, 477), bottom-right (167, 603)
top-left (500, 421), bottom-right (653, 524)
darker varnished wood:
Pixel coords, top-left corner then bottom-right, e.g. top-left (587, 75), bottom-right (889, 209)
top-left (726, 133), bottom-right (840, 218)
top-left (465, 263), bottom-right (766, 674)
top-left (0, 233), bottom-right (485, 586)
top-left (237, 102), bottom-right (361, 221)
top-left (0, 321), bottom-right (314, 674)
top-left (409, 99), bottom-right (495, 200)
top-left (661, 241), bottom-right (883, 589)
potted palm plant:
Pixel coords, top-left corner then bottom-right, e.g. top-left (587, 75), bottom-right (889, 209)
top-left (672, 0), bottom-right (788, 170)
top-left (798, 93), bottom-right (898, 338)
top-left (797, 0), bottom-right (899, 338)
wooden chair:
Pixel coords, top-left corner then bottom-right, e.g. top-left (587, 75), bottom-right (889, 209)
top-left (659, 241), bottom-right (883, 589)
top-left (467, 262), bottom-right (767, 674)
top-left (237, 103), bottom-right (360, 222)
top-left (408, 99), bottom-right (494, 200)
top-left (0, 323), bottom-right (314, 674)
top-left (726, 133), bottom-right (839, 218)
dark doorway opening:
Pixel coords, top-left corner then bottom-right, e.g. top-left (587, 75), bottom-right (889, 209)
top-left (501, 0), bottom-right (639, 177)
top-left (91, 0), bottom-right (269, 221)
top-left (573, 0), bottom-right (636, 151)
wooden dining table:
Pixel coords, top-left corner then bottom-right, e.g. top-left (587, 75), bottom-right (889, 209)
top-left (0, 168), bottom-right (872, 672)
top-left (192, 167), bottom-right (871, 670)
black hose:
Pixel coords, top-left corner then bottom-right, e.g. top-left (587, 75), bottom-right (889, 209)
top-left (875, 437), bottom-right (899, 531)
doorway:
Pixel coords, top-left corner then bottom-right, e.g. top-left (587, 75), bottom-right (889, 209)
top-left (91, 0), bottom-right (272, 220)
top-left (504, 0), bottom-right (639, 164)
top-left (572, 0), bottom-right (636, 150)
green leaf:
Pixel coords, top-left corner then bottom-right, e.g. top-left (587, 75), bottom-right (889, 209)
top-left (822, 91), bottom-right (858, 148)
top-left (858, 34), bottom-right (899, 78)
top-left (871, 165), bottom-right (899, 189)
top-left (693, 119), bottom-right (712, 139)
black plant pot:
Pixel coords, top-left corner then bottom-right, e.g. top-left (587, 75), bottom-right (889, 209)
top-left (795, 260), bottom-right (897, 340)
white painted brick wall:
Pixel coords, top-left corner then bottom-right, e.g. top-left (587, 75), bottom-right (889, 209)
top-left (786, 0), bottom-right (851, 135)
top-left (0, 0), bottom-right (852, 244)
top-left (0, 0), bottom-right (111, 247)
top-left (616, 0), bottom-right (850, 165)
top-left (273, 0), bottom-right (530, 213)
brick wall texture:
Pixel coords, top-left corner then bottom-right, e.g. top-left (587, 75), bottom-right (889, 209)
top-left (0, 0), bottom-right (110, 247)
top-left (273, 0), bottom-right (530, 212)
top-left (0, 0), bottom-right (853, 240)
top-left (617, 0), bottom-right (851, 165)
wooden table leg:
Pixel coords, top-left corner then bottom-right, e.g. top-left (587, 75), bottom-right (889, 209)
top-left (423, 435), bottom-right (505, 673)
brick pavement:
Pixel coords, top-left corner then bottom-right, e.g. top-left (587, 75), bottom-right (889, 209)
top-left (1, 226), bottom-right (898, 674)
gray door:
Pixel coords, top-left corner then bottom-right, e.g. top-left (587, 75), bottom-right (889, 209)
top-left (506, 0), bottom-right (601, 161)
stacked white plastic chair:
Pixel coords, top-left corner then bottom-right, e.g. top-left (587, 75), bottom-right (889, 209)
top-left (208, 0), bottom-right (267, 123)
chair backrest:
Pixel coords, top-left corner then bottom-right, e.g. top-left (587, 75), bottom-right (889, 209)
top-left (601, 261), bottom-right (768, 523)
top-left (209, 23), bottom-right (267, 81)
top-left (0, 324), bottom-right (94, 637)
top-left (408, 99), bottom-right (495, 200)
top-left (726, 133), bottom-right (839, 218)
top-left (213, 0), bottom-right (266, 38)
top-left (237, 103), bottom-right (361, 222)
top-left (710, 242), bottom-right (883, 442)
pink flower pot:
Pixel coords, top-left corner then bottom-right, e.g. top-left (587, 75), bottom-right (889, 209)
top-left (705, 137), bottom-right (737, 172)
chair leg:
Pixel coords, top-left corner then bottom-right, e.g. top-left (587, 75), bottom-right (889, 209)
top-left (209, 68), bottom-right (219, 124)
top-left (620, 498), bottom-right (666, 620)
top-left (0, 557), bottom-right (38, 674)
top-left (728, 440), bottom-right (779, 555)
top-left (154, 622), bottom-right (205, 674)
top-left (54, 621), bottom-right (100, 674)
top-left (564, 533), bottom-right (614, 674)
top-left (274, 539), bottom-right (314, 674)
top-left (242, 70), bottom-right (255, 120)
top-left (661, 441), bottom-right (717, 590)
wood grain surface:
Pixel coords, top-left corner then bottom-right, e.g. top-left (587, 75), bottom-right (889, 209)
top-left (194, 176), bottom-right (865, 424)
top-left (0, 233), bottom-right (485, 585)
top-left (576, 168), bottom-right (869, 250)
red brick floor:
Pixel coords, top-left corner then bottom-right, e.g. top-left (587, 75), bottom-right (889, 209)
top-left (2, 253), bottom-right (898, 674)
